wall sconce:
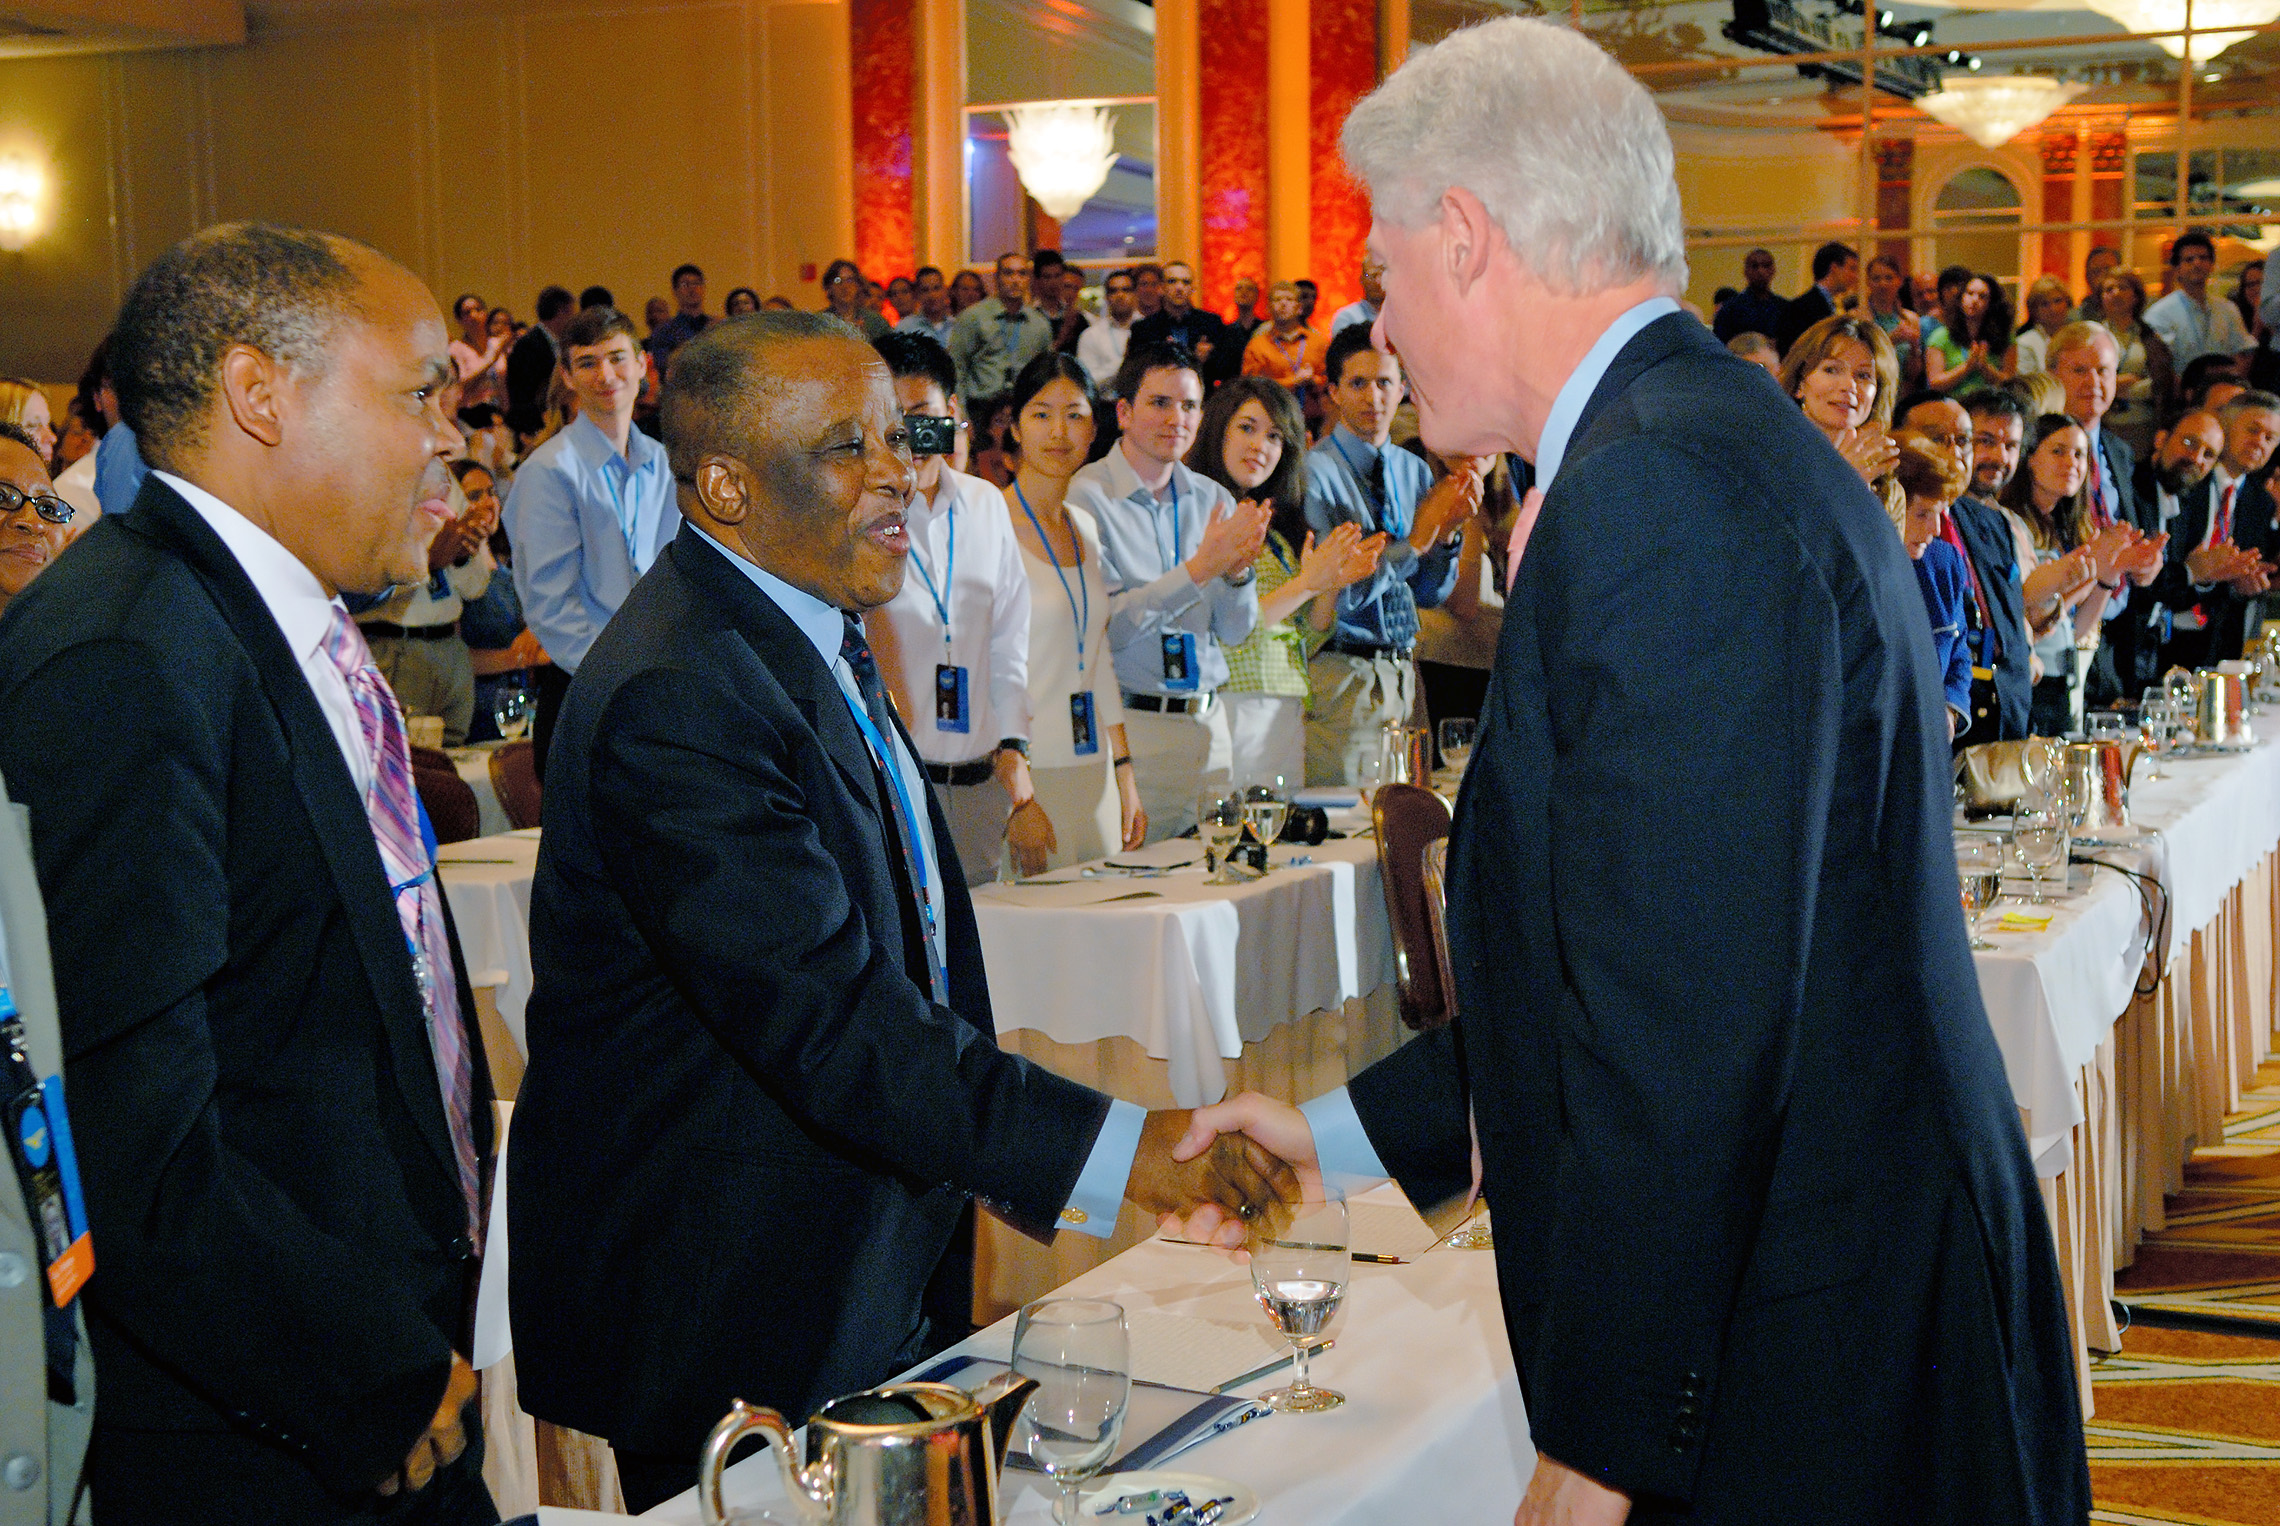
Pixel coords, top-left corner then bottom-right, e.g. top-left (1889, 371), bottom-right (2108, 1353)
top-left (0, 155), bottom-right (44, 252)
top-left (1002, 104), bottom-right (1119, 222)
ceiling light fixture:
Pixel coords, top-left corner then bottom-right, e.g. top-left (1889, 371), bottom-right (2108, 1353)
top-left (2088, 0), bottom-right (2280, 61)
top-left (1915, 74), bottom-right (2087, 148)
top-left (1001, 104), bottom-right (1119, 222)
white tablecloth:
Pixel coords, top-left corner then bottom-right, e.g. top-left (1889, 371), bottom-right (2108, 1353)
top-left (438, 831), bottom-right (542, 1050)
top-left (639, 1185), bottom-right (1532, 1525)
top-left (1965, 733), bottom-right (2280, 1176)
top-left (446, 742), bottom-right (513, 839)
top-left (968, 838), bottom-right (1397, 1108)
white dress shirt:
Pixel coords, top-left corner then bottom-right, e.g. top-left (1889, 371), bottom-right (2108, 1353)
top-left (154, 470), bottom-right (370, 798)
top-left (872, 464), bottom-right (1034, 763)
top-left (1018, 503), bottom-right (1126, 770)
top-left (1077, 315), bottom-right (1134, 394)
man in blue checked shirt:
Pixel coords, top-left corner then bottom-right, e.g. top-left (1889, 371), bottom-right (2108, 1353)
top-left (505, 304), bottom-right (680, 775)
top-left (1301, 325), bottom-right (1475, 785)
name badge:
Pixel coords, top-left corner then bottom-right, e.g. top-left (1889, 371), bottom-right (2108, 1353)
top-left (5, 1070), bottom-right (93, 1308)
top-left (1161, 632), bottom-right (1200, 692)
top-left (934, 664), bottom-right (970, 734)
top-left (1070, 692), bottom-right (1100, 756)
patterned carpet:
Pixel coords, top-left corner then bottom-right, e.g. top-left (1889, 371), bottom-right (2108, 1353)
top-left (2094, 1062), bottom-right (2280, 1523)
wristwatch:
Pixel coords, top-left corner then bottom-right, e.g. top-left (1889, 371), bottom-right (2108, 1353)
top-left (996, 738), bottom-right (1030, 759)
top-left (1223, 565), bottom-right (1257, 587)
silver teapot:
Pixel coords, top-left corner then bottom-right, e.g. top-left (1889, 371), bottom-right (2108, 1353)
top-left (2061, 740), bottom-right (2135, 832)
top-left (698, 1373), bottom-right (1039, 1526)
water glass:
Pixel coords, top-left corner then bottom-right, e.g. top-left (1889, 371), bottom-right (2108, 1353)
top-left (1438, 717), bottom-right (1475, 772)
top-left (1241, 776), bottom-right (1290, 851)
top-left (492, 675), bottom-right (533, 742)
top-left (1011, 1299), bottom-right (1130, 1525)
top-left (1955, 837), bottom-right (2003, 951)
top-left (1196, 788), bottom-right (1247, 884)
top-left (2012, 805), bottom-right (2068, 904)
top-left (1249, 1189), bottom-right (1350, 1414)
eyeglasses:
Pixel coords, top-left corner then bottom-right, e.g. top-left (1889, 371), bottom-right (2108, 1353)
top-left (0, 483), bottom-right (72, 526)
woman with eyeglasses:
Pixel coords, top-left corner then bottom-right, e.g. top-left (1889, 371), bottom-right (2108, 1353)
top-left (820, 259), bottom-right (890, 339)
top-left (0, 422), bottom-right (80, 616)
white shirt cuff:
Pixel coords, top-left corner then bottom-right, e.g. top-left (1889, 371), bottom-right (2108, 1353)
top-left (1059, 1098), bottom-right (1146, 1239)
top-left (1299, 1088), bottom-right (1391, 1193)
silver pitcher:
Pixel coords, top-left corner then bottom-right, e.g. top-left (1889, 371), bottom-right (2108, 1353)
top-left (2196, 670), bottom-right (2248, 745)
top-left (698, 1374), bottom-right (1039, 1526)
top-left (2062, 740), bottom-right (2134, 831)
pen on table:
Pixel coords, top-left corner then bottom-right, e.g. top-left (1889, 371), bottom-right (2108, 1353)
top-left (1351, 1252), bottom-right (1406, 1264)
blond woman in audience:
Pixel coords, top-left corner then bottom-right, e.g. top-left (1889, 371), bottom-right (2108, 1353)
top-left (0, 379), bottom-right (54, 469)
top-left (1779, 314), bottom-right (1900, 502)
top-left (2006, 275), bottom-right (2074, 378)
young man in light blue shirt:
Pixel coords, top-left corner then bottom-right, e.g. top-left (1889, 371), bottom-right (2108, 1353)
top-left (1302, 325), bottom-right (1470, 785)
top-left (1067, 340), bottom-right (1269, 838)
top-left (505, 304), bottom-right (680, 773)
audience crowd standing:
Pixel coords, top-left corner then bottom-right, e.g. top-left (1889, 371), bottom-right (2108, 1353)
top-left (1, 133), bottom-right (2277, 1516)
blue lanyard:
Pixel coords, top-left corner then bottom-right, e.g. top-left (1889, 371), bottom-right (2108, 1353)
top-left (906, 500), bottom-right (956, 649)
top-left (1016, 481), bottom-right (1089, 675)
top-left (1267, 532), bottom-right (1295, 577)
top-left (1152, 475), bottom-right (1183, 573)
top-left (838, 685), bottom-right (935, 919)
top-left (1330, 432), bottom-right (1407, 537)
top-left (603, 455), bottom-right (644, 569)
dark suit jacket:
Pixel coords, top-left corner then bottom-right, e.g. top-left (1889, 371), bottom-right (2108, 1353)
top-left (2148, 464), bottom-right (2278, 666)
top-left (504, 326), bottom-right (558, 436)
top-left (2084, 424), bottom-right (2159, 703)
top-left (509, 524), bottom-right (1111, 1458)
top-left (1130, 307), bottom-right (1237, 385)
top-left (1772, 284), bottom-right (1834, 356)
top-left (0, 478), bottom-right (494, 1520)
top-left (1346, 316), bottom-right (2086, 1520)
top-left (1950, 494), bottom-right (2033, 742)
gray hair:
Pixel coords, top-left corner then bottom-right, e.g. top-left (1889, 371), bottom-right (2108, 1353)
top-left (1340, 17), bottom-right (1687, 297)
top-left (111, 222), bottom-right (373, 473)
top-left (660, 309), bottom-right (866, 480)
top-left (2219, 389), bottom-right (2280, 427)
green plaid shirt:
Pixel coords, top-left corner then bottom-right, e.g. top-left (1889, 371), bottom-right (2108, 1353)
top-left (1221, 533), bottom-right (1319, 698)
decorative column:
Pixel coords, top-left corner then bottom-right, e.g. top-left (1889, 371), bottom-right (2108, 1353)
top-left (1199, 0), bottom-right (1271, 310)
top-left (1308, 0), bottom-right (1379, 316)
top-left (1156, 0), bottom-right (1203, 275)
top-left (1876, 138), bottom-right (1912, 277)
top-left (914, 0), bottom-right (966, 275)
top-left (1266, 0), bottom-right (1309, 293)
top-left (851, 0), bottom-right (917, 282)
top-left (2039, 129), bottom-right (2077, 281)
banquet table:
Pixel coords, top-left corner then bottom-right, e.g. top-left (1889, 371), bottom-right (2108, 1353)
top-left (638, 1186), bottom-right (1532, 1525)
top-left (446, 740), bottom-right (514, 838)
top-left (438, 828), bottom-right (543, 1051)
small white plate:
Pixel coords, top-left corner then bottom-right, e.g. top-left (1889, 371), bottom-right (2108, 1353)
top-left (1082, 1471), bottom-right (1260, 1524)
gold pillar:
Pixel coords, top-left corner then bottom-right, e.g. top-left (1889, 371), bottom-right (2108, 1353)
top-left (767, 0), bottom-right (856, 303)
top-left (2070, 123), bottom-right (2093, 293)
top-left (1156, 0), bottom-right (1201, 268)
top-left (1267, 0), bottom-right (1310, 283)
top-left (914, 0), bottom-right (966, 273)
top-left (1380, 0), bottom-right (1410, 74)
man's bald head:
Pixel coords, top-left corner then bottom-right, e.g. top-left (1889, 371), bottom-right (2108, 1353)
top-left (660, 309), bottom-right (917, 612)
top-left (660, 309), bottom-right (865, 479)
top-left (112, 222), bottom-right (380, 474)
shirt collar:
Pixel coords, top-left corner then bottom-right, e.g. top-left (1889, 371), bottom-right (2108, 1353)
top-left (1328, 423), bottom-right (1384, 469)
top-left (1103, 440), bottom-right (1188, 507)
top-left (685, 522), bottom-right (848, 668)
top-left (152, 469), bottom-right (344, 668)
top-left (1534, 297), bottom-right (1682, 486)
top-left (567, 411), bottom-right (658, 473)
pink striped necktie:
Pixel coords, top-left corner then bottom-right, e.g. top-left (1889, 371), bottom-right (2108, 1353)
top-left (319, 607), bottom-right (483, 1246)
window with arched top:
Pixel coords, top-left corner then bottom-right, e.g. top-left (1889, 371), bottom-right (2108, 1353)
top-left (1932, 166), bottom-right (2025, 299)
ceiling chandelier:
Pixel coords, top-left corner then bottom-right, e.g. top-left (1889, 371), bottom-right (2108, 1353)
top-left (2088, 0), bottom-right (2280, 60)
top-left (1915, 74), bottom-right (2088, 148)
top-left (1001, 104), bottom-right (1119, 222)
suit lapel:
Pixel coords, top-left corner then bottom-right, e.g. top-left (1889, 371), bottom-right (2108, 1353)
top-left (122, 480), bottom-right (466, 1189)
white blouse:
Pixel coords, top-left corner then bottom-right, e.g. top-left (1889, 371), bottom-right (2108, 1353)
top-left (1018, 502), bottom-right (1126, 770)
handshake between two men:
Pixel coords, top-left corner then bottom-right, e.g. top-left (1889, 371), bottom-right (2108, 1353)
top-left (1133, 1094), bottom-right (1328, 1249)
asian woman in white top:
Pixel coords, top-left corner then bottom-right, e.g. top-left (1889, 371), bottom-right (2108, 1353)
top-left (1002, 353), bottom-right (1145, 868)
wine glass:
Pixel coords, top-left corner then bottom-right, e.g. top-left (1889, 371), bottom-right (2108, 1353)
top-left (1354, 750), bottom-right (1386, 807)
top-left (1241, 776), bottom-right (1290, 855)
top-left (1438, 718), bottom-right (1475, 774)
top-left (1196, 788), bottom-right (1247, 885)
top-left (1956, 837), bottom-right (2003, 951)
top-left (492, 675), bottom-right (533, 742)
top-left (2086, 711), bottom-right (2127, 744)
top-left (1249, 1188), bottom-right (1350, 1413)
top-left (1010, 1298), bottom-right (1130, 1526)
top-left (2012, 804), bottom-right (2068, 904)
top-left (2138, 694), bottom-right (2172, 779)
